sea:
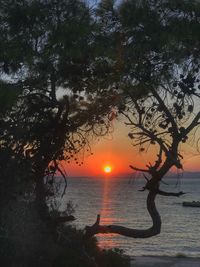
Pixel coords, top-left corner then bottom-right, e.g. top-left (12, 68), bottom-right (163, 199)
top-left (61, 176), bottom-right (200, 257)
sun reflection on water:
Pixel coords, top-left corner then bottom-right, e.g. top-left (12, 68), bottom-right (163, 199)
top-left (98, 177), bottom-right (119, 249)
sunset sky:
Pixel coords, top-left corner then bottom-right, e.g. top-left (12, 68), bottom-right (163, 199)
top-left (65, 119), bottom-right (200, 177)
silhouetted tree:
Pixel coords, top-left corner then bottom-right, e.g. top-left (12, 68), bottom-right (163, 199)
top-left (0, 1), bottom-right (116, 265)
top-left (86, 0), bottom-right (200, 239)
top-left (1, 0), bottom-right (200, 264)
top-left (0, 0), bottom-right (115, 215)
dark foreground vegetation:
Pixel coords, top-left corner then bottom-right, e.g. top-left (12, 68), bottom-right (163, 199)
top-left (1, 0), bottom-right (200, 266)
top-left (1, 220), bottom-right (130, 267)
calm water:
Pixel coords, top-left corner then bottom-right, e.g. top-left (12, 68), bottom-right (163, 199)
top-left (62, 176), bottom-right (200, 257)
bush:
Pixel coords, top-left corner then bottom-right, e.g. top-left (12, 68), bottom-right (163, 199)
top-left (53, 225), bottom-right (131, 267)
top-left (96, 248), bottom-right (130, 267)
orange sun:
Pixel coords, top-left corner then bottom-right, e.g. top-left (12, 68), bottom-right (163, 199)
top-left (103, 165), bottom-right (112, 173)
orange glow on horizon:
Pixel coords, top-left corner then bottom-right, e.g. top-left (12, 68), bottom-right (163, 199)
top-left (61, 121), bottom-right (200, 177)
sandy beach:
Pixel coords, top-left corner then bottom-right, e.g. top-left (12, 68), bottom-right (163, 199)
top-left (131, 256), bottom-right (200, 267)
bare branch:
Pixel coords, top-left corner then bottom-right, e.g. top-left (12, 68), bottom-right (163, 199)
top-left (129, 165), bottom-right (150, 173)
top-left (156, 190), bottom-right (186, 197)
top-left (185, 111), bottom-right (200, 136)
top-left (137, 124), bottom-right (169, 155)
top-left (151, 87), bottom-right (179, 135)
top-left (154, 147), bottom-right (163, 170)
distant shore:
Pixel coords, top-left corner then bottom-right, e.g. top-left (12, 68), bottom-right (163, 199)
top-left (131, 256), bottom-right (200, 267)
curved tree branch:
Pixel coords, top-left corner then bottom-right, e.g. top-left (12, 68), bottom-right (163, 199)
top-left (85, 191), bottom-right (161, 238)
top-left (85, 187), bottom-right (186, 239)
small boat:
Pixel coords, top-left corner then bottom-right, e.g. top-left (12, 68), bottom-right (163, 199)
top-left (182, 201), bottom-right (200, 207)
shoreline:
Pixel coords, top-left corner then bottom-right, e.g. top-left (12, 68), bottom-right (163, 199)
top-left (131, 256), bottom-right (200, 267)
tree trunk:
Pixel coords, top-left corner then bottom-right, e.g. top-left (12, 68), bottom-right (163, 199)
top-left (35, 176), bottom-right (50, 221)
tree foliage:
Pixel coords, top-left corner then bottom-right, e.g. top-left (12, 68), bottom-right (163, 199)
top-left (0, 0), bottom-right (115, 199)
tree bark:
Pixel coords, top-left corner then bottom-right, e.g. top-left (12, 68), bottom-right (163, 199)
top-left (85, 191), bottom-right (161, 238)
